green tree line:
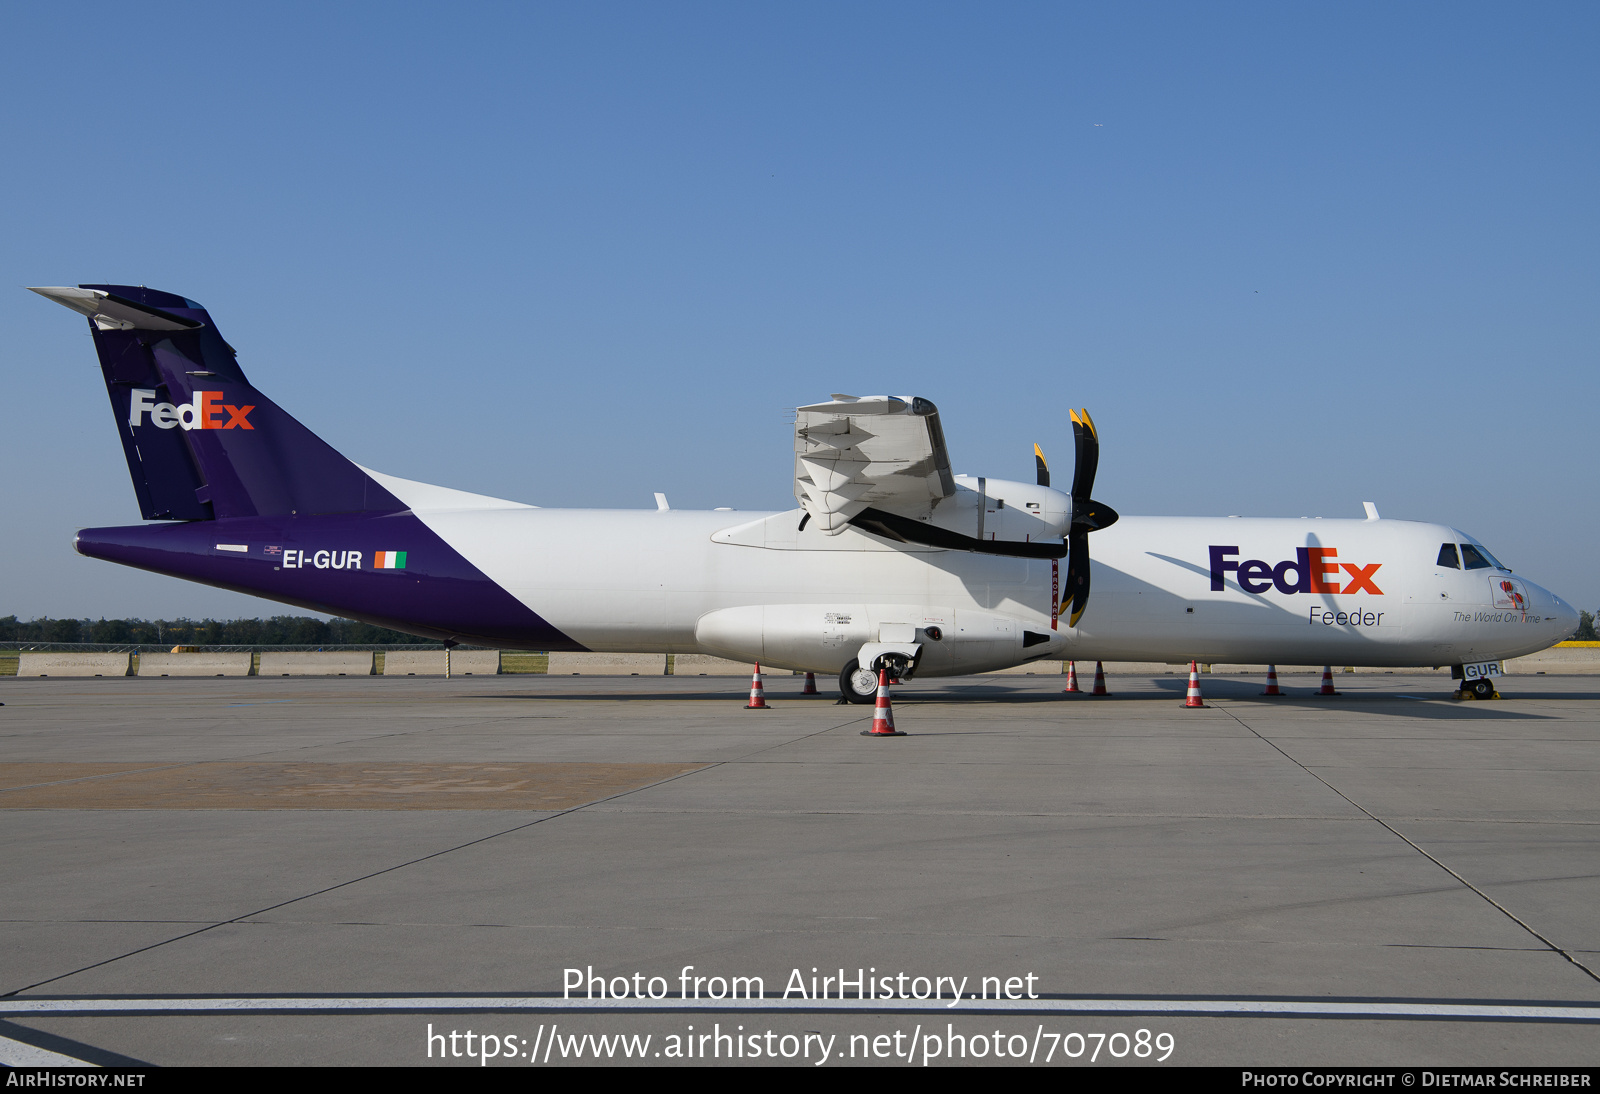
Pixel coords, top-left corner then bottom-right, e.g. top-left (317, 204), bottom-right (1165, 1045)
top-left (0, 615), bottom-right (436, 646)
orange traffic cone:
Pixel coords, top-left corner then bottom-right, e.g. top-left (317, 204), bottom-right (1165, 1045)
top-left (1262, 665), bottom-right (1283, 696)
top-left (1317, 664), bottom-right (1340, 696)
top-left (801, 671), bottom-right (818, 695)
top-left (861, 668), bottom-right (905, 736)
top-left (1064, 661), bottom-right (1080, 693)
top-left (1183, 661), bottom-right (1206, 708)
top-left (745, 663), bottom-right (770, 709)
top-left (1091, 661), bottom-right (1110, 696)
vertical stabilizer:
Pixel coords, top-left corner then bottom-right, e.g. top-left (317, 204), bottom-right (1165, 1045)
top-left (32, 285), bottom-right (403, 520)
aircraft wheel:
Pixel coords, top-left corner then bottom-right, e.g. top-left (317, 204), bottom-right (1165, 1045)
top-left (1470, 678), bottom-right (1496, 699)
top-left (839, 659), bottom-right (879, 704)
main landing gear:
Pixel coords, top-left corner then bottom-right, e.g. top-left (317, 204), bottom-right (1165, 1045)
top-left (839, 657), bottom-right (910, 704)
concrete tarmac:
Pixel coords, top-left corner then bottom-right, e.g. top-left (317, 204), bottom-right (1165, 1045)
top-left (1, 672), bottom-right (1596, 1067)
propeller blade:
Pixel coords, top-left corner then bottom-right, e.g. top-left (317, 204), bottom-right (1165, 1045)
top-left (1033, 443), bottom-right (1050, 487)
top-left (1064, 530), bottom-right (1091, 627)
top-left (1061, 409), bottom-right (1116, 627)
top-left (1068, 409), bottom-right (1099, 504)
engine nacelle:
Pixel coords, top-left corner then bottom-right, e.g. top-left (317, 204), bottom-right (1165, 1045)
top-left (924, 476), bottom-right (1070, 546)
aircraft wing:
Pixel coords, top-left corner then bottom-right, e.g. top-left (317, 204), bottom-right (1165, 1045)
top-left (793, 395), bottom-right (956, 534)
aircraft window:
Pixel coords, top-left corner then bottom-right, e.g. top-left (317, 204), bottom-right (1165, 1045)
top-left (1473, 544), bottom-right (1507, 570)
top-left (1437, 543), bottom-right (1459, 569)
top-left (1460, 544), bottom-right (1498, 571)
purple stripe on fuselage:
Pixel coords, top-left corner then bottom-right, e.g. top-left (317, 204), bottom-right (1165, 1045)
top-left (75, 512), bottom-right (584, 650)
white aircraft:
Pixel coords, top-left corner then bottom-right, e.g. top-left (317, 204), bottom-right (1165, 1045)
top-left (34, 284), bottom-right (1580, 701)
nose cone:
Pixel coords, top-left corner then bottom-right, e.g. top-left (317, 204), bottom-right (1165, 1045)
top-left (1548, 589), bottom-right (1581, 641)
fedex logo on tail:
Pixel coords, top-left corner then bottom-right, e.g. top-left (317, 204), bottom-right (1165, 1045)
top-left (129, 389), bottom-right (254, 431)
top-left (1210, 546), bottom-right (1383, 595)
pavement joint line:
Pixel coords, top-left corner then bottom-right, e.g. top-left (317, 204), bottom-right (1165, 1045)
top-left (69, 919), bottom-right (1568, 950)
top-left (175, 923), bottom-right (1565, 951)
top-left (585, 808), bottom-right (1372, 819)
top-left (1, 763), bottom-right (715, 998)
top-left (1214, 699), bottom-right (1600, 986)
top-left (0, 710), bottom-right (876, 998)
top-left (1, 920), bottom-right (220, 926)
top-left (3, 995), bottom-right (1600, 1022)
top-left (723, 714), bottom-right (873, 759)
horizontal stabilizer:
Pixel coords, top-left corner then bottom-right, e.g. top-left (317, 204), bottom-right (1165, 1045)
top-left (30, 286), bottom-right (201, 331)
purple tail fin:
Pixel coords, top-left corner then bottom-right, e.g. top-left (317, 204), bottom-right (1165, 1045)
top-left (32, 285), bottom-right (402, 521)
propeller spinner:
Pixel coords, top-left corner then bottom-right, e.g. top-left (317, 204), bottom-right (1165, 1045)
top-left (1058, 409), bottom-right (1118, 627)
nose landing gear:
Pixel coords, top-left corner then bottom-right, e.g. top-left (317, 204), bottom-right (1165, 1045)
top-left (1451, 663), bottom-right (1502, 701)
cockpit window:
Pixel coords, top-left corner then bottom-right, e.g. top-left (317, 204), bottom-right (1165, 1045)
top-left (1437, 543), bottom-right (1460, 568)
top-left (1460, 544), bottom-right (1504, 571)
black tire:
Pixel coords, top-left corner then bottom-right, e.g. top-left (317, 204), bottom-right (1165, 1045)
top-left (839, 659), bottom-right (879, 704)
top-left (1471, 678), bottom-right (1495, 699)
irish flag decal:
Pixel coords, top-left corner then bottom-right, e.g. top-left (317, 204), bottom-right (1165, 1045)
top-left (374, 551), bottom-right (408, 570)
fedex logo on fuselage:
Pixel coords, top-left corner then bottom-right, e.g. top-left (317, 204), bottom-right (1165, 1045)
top-left (1209, 546), bottom-right (1383, 595)
top-left (129, 389), bottom-right (254, 431)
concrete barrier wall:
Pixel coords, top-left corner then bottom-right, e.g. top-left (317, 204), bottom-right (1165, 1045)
top-left (1203, 664), bottom-right (1450, 675)
top-left (137, 652), bottom-right (253, 677)
top-left (1053, 661), bottom-right (1179, 674)
top-left (16, 652), bottom-right (131, 677)
top-left (1054, 654), bottom-right (1600, 676)
top-left (380, 651), bottom-right (445, 675)
top-left (382, 650), bottom-right (502, 675)
top-left (548, 653), bottom-right (668, 676)
top-left (671, 654), bottom-right (750, 676)
top-left (1051, 662), bottom-right (1454, 676)
top-left (1506, 645), bottom-right (1600, 674)
top-left (447, 650), bottom-right (502, 675)
top-left (258, 652), bottom-right (374, 676)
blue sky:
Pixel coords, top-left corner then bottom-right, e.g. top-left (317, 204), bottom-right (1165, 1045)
top-left (3, 2), bottom-right (1597, 620)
